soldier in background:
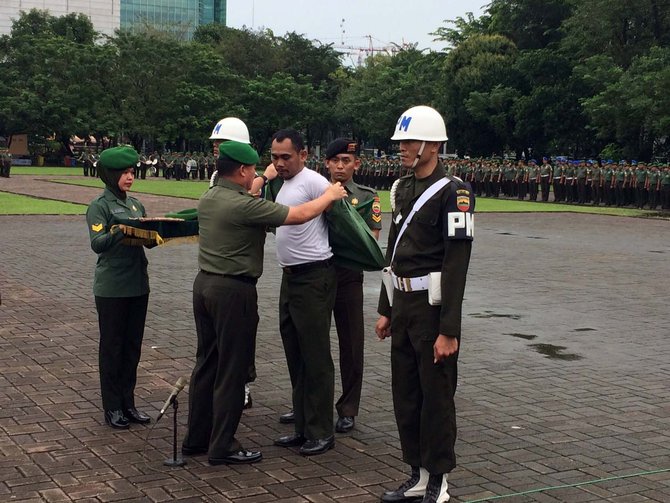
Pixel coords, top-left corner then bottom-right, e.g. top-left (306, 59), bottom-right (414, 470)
top-left (540, 157), bottom-right (552, 202)
top-left (77, 149), bottom-right (90, 177)
top-left (591, 161), bottom-right (602, 206)
top-left (89, 152), bottom-right (98, 177)
top-left (646, 164), bottom-right (661, 210)
top-left (527, 159), bottom-right (540, 201)
top-left (660, 165), bottom-right (670, 210)
top-left (0, 149), bottom-right (11, 178)
top-left (634, 162), bottom-right (648, 209)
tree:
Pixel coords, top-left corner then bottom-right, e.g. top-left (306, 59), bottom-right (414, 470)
top-left (562, 0), bottom-right (670, 68)
top-left (336, 49), bottom-right (445, 150)
top-left (0, 10), bottom-right (104, 152)
top-left (581, 46), bottom-right (670, 160)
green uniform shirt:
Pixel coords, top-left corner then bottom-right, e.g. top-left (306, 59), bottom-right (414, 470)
top-left (86, 188), bottom-right (149, 298)
top-left (198, 178), bottom-right (289, 278)
top-left (344, 179), bottom-right (382, 231)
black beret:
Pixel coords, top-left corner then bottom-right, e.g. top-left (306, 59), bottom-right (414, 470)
top-left (325, 138), bottom-right (359, 159)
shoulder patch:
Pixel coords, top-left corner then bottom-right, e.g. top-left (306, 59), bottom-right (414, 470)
top-left (457, 196), bottom-right (471, 212)
top-left (371, 195), bottom-right (382, 223)
top-left (91, 223), bottom-right (103, 232)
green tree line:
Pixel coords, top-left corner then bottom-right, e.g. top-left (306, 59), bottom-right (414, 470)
top-left (1, 1), bottom-right (668, 161)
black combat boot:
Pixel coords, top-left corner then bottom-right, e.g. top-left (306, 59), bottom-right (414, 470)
top-left (381, 466), bottom-right (428, 502)
top-left (421, 473), bottom-right (449, 503)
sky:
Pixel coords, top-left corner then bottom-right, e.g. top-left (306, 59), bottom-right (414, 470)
top-left (226, 0), bottom-right (486, 62)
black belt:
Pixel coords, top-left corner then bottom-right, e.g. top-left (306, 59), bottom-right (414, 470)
top-left (200, 270), bottom-right (258, 285)
top-left (282, 258), bottom-right (332, 275)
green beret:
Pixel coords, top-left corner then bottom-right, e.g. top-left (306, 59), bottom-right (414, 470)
top-left (219, 141), bottom-right (259, 165)
top-left (99, 146), bottom-right (139, 170)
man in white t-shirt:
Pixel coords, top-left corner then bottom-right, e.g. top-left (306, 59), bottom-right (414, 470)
top-left (271, 129), bottom-right (337, 456)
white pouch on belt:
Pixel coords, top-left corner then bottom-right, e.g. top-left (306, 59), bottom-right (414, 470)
top-left (427, 272), bottom-right (441, 306)
top-left (382, 267), bottom-right (394, 307)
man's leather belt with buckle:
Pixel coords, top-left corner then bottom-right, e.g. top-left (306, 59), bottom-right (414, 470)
top-left (391, 272), bottom-right (429, 292)
top-left (282, 258), bottom-right (332, 275)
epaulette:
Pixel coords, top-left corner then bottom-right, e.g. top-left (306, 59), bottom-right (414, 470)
top-left (355, 183), bottom-right (377, 194)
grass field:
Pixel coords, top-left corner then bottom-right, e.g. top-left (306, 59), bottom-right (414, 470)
top-left (0, 191), bottom-right (86, 215)
top-left (2, 173), bottom-right (658, 218)
top-left (11, 166), bottom-right (80, 176)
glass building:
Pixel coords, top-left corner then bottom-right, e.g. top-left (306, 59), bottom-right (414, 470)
top-left (120, 0), bottom-right (226, 40)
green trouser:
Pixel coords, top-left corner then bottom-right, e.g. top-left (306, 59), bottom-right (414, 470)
top-left (279, 261), bottom-right (336, 440)
top-left (183, 272), bottom-right (258, 457)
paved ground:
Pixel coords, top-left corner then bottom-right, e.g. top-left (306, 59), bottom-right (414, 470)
top-left (1, 176), bottom-right (670, 502)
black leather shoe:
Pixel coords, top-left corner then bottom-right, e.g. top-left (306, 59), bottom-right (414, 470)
top-left (209, 449), bottom-right (262, 465)
top-left (124, 407), bottom-right (151, 424)
top-left (279, 410), bottom-right (295, 424)
top-left (274, 433), bottom-right (305, 447)
top-left (104, 409), bottom-right (130, 429)
top-left (181, 445), bottom-right (208, 456)
top-left (299, 436), bottom-right (334, 456)
top-left (335, 416), bottom-right (355, 433)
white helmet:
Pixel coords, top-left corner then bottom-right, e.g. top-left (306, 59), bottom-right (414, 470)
top-left (391, 105), bottom-right (448, 142)
top-left (209, 117), bottom-right (251, 143)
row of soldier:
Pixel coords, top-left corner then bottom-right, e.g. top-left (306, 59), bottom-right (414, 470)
top-left (77, 148), bottom-right (670, 210)
top-left (77, 150), bottom-right (218, 181)
top-left (446, 158), bottom-right (670, 210)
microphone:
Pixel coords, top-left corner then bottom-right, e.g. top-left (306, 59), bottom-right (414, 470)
top-left (156, 376), bottom-right (188, 422)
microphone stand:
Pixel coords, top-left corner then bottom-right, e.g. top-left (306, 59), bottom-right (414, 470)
top-left (163, 398), bottom-right (186, 467)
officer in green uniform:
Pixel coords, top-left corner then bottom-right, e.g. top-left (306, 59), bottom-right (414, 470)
top-left (635, 163), bottom-right (648, 208)
top-left (646, 164), bottom-right (661, 209)
top-left (326, 138), bottom-right (382, 434)
top-left (182, 141), bottom-right (347, 465)
top-left (0, 149), bottom-right (11, 177)
top-left (376, 106), bottom-right (473, 503)
top-left (614, 164), bottom-right (626, 207)
top-left (576, 160), bottom-right (587, 204)
top-left (86, 146), bottom-right (152, 430)
top-left (660, 165), bottom-right (670, 210)
top-left (591, 162), bottom-right (602, 205)
top-left (553, 160), bottom-right (564, 202)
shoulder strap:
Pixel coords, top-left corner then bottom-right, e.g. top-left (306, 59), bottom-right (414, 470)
top-left (390, 177), bottom-right (450, 264)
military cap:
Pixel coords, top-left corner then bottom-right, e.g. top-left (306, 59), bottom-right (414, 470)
top-left (99, 145), bottom-right (139, 170)
top-left (325, 138), bottom-right (360, 159)
top-left (219, 141), bottom-right (259, 165)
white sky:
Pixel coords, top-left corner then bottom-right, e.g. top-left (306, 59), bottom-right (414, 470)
top-left (226, 0), bottom-right (486, 58)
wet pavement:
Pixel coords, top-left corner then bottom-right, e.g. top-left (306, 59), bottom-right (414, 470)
top-left (1, 176), bottom-right (670, 502)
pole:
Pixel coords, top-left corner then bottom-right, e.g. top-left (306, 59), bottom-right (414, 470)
top-left (163, 398), bottom-right (186, 467)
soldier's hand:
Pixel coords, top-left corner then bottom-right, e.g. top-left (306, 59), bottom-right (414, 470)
top-left (327, 182), bottom-right (348, 201)
top-left (434, 335), bottom-right (458, 363)
top-left (375, 316), bottom-right (391, 341)
top-left (264, 162), bottom-right (278, 180)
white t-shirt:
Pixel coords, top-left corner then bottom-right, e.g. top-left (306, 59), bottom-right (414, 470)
top-left (275, 167), bottom-right (332, 267)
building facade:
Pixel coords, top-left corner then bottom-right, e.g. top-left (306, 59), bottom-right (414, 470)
top-left (0, 0), bottom-right (226, 40)
top-left (0, 0), bottom-right (121, 37)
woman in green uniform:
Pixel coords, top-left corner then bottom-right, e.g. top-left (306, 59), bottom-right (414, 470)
top-left (86, 145), bottom-right (151, 429)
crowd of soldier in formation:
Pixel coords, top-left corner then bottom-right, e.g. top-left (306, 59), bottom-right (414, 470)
top-left (76, 148), bottom-right (670, 211)
top-left (446, 158), bottom-right (670, 210)
top-left (77, 150), bottom-right (217, 181)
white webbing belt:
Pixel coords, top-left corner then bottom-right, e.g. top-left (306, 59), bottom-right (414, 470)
top-left (391, 272), bottom-right (429, 292)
